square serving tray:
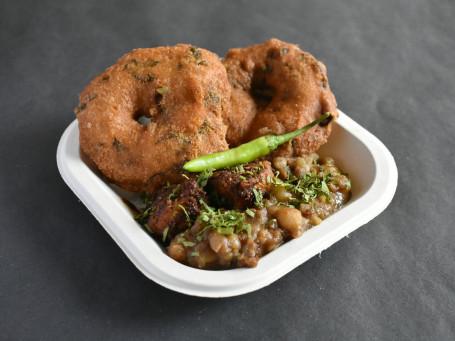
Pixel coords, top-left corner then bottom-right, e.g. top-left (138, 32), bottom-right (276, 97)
top-left (57, 110), bottom-right (398, 297)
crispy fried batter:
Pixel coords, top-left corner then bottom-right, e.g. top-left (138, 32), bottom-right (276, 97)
top-left (76, 45), bottom-right (231, 193)
top-left (207, 161), bottom-right (274, 210)
top-left (146, 179), bottom-right (207, 241)
top-left (222, 39), bottom-right (338, 155)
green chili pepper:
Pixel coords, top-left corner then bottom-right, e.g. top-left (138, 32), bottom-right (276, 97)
top-left (183, 112), bottom-right (332, 172)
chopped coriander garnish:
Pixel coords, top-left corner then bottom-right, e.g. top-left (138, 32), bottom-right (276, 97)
top-left (178, 204), bottom-right (193, 227)
top-left (252, 187), bottom-right (264, 208)
top-left (217, 227), bottom-right (234, 235)
top-left (143, 223), bottom-right (153, 234)
top-left (197, 200), bottom-right (251, 238)
top-left (177, 234), bottom-right (196, 247)
top-left (272, 171), bottom-right (335, 207)
top-left (162, 226), bottom-right (169, 242)
top-left (139, 191), bottom-right (153, 206)
top-left (167, 184), bottom-right (181, 200)
top-left (239, 175), bottom-right (246, 180)
top-left (320, 180), bottom-right (329, 195)
top-left (134, 205), bottom-right (156, 225)
top-left (231, 165), bottom-right (245, 174)
top-left (191, 251), bottom-right (200, 257)
top-left (266, 218), bottom-right (277, 226)
top-left (196, 168), bottom-right (214, 188)
top-left (345, 179), bottom-right (351, 191)
top-left (276, 201), bottom-right (295, 208)
top-left (246, 209), bottom-right (255, 217)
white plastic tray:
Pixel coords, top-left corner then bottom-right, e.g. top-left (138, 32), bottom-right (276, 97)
top-left (57, 110), bottom-right (398, 297)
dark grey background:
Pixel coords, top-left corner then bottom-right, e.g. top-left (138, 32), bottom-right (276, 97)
top-left (1, 0), bottom-right (454, 340)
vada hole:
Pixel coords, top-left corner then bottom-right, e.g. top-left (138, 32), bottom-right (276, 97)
top-left (251, 68), bottom-right (275, 109)
top-left (134, 110), bottom-right (153, 126)
top-left (319, 114), bottom-right (333, 127)
top-left (136, 116), bottom-right (152, 126)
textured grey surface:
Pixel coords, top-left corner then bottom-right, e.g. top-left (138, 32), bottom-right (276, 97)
top-left (1, 0), bottom-right (454, 340)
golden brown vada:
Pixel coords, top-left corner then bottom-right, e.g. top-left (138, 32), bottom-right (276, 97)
top-left (75, 45), bottom-right (231, 193)
top-left (222, 39), bottom-right (338, 155)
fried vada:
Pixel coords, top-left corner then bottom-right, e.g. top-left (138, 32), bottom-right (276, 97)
top-left (75, 45), bottom-right (231, 193)
top-left (222, 39), bottom-right (338, 155)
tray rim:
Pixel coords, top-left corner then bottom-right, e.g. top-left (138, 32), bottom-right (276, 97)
top-left (56, 110), bottom-right (398, 297)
